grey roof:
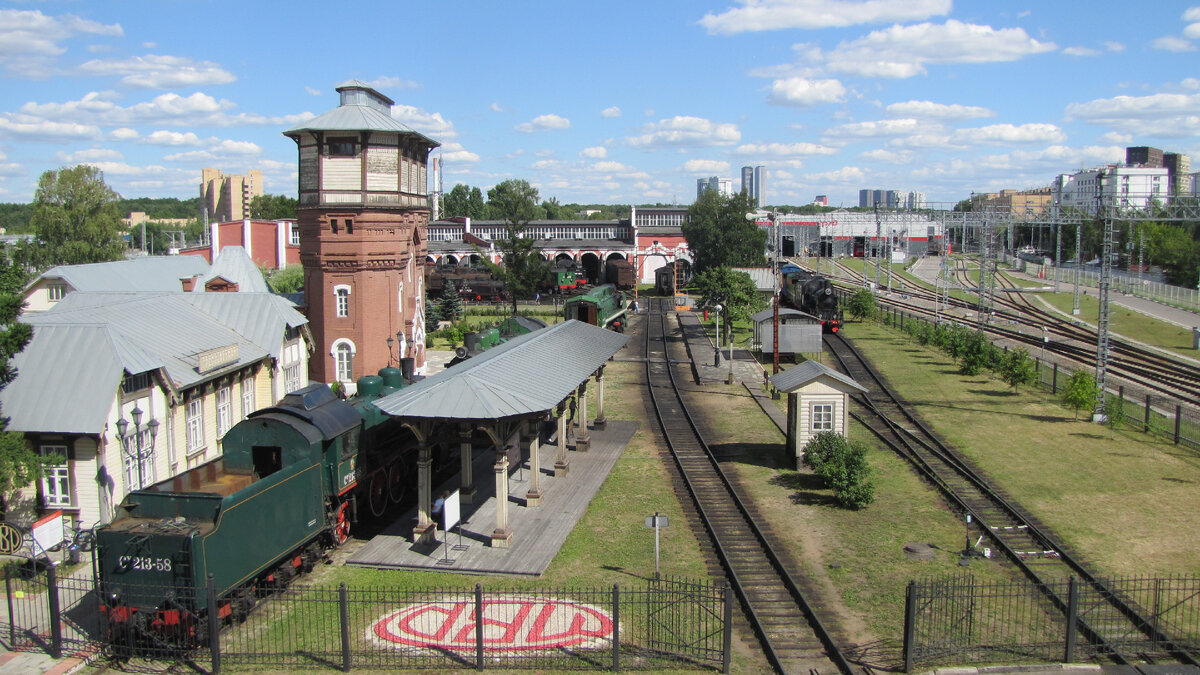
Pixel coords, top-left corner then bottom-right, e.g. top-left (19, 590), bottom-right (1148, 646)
top-left (191, 246), bottom-right (269, 293)
top-left (770, 360), bottom-right (867, 394)
top-left (751, 308), bottom-right (814, 322)
top-left (33, 256), bottom-right (209, 293)
top-left (733, 267), bottom-right (776, 292)
top-left (373, 320), bottom-right (628, 422)
top-left (3, 292), bottom-right (307, 434)
top-left (284, 87), bottom-right (438, 146)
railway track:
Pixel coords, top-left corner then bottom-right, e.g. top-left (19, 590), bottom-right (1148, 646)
top-left (824, 330), bottom-right (1199, 667)
top-left (642, 297), bottom-right (854, 675)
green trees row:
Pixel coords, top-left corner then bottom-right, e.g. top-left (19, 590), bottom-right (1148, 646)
top-left (903, 320), bottom-right (1038, 391)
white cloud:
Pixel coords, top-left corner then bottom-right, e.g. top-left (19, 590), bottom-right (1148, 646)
top-left (733, 141), bottom-right (837, 156)
top-left (825, 118), bottom-right (924, 140)
top-left (1152, 36), bottom-right (1196, 52)
top-left (163, 139), bottom-right (262, 163)
top-left (951, 123), bottom-right (1065, 144)
top-left (767, 77), bottom-right (846, 106)
top-left (803, 166), bottom-right (866, 183)
top-left (1104, 41), bottom-right (1125, 52)
top-left (109, 127), bottom-right (138, 140)
top-left (626, 116), bottom-right (741, 148)
top-left (437, 142), bottom-right (480, 164)
top-left (683, 159), bottom-right (730, 174)
top-left (859, 148), bottom-right (914, 164)
top-left (0, 9), bottom-right (123, 77)
top-left (21, 91), bottom-right (311, 128)
top-left (77, 54), bottom-right (236, 89)
top-left (823, 20), bottom-right (1057, 78)
top-left (391, 104), bottom-right (457, 140)
top-left (365, 76), bottom-right (420, 91)
top-left (1100, 131), bottom-right (1132, 144)
top-left (884, 100), bottom-right (993, 119)
top-left (514, 114), bottom-right (571, 133)
top-left (1186, 23), bottom-right (1200, 39)
top-left (141, 130), bottom-right (203, 146)
top-left (580, 146), bottom-right (607, 159)
top-left (1062, 46), bottom-right (1100, 57)
top-left (1185, 7), bottom-right (1200, 21)
top-left (1066, 90), bottom-right (1200, 136)
top-left (0, 115), bottom-right (102, 141)
top-left (698, 0), bottom-right (951, 34)
top-left (305, 86), bottom-right (322, 97)
top-left (601, 106), bottom-right (622, 118)
top-left (55, 147), bottom-right (124, 163)
top-left (490, 103), bottom-right (503, 112)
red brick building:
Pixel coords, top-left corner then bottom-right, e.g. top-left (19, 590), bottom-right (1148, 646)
top-left (180, 219), bottom-right (300, 269)
top-left (283, 81), bottom-right (439, 387)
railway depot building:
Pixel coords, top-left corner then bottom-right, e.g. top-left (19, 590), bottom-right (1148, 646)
top-left (0, 289), bottom-right (311, 538)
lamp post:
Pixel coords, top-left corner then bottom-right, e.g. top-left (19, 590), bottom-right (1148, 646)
top-left (386, 336), bottom-right (395, 366)
top-left (116, 406), bottom-right (159, 492)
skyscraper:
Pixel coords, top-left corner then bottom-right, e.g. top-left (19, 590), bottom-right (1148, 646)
top-left (740, 165), bottom-right (765, 207)
top-left (696, 176), bottom-right (733, 199)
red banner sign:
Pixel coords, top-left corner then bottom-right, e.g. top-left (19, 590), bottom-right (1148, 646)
top-left (371, 597), bottom-right (614, 652)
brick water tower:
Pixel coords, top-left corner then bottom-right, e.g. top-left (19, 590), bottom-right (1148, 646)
top-left (284, 81), bottom-right (439, 388)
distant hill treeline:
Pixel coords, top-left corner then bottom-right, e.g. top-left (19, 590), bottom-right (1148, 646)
top-left (0, 197), bottom-right (203, 234)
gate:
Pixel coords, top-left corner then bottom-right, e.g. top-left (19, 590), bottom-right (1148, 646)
top-left (3, 562), bottom-right (103, 661)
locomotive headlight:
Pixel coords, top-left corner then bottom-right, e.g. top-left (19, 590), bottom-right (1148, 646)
top-left (107, 588), bottom-right (122, 605)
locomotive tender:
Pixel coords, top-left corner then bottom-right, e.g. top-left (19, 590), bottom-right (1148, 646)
top-left (779, 266), bottom-right (842, 332)
top-left (563, 283), bottom-right (628, 332)
top-left (96, 368), bottom-right (445, 647)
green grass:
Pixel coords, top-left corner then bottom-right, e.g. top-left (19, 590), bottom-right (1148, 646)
top-left (1031, 289), bottom-right (1198, 358)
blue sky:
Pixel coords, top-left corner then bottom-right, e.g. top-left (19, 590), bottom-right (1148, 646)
top-left (1, 1), bottom-right (1198, 209)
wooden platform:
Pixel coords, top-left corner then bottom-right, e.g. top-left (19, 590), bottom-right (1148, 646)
top-left (346, 420), bottom-right (638, 576)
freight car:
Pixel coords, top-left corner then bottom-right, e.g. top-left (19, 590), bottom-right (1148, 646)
top-left (95, 370), bottom-right (452, 652)
top-left (563, 283), bottom-right (628, 332)
top-left (603, 258), bottom-right (635, 290)
top-left (780, 267), bottom-right (841, 332)
top-left (427, 265), bottom-right (509, 303)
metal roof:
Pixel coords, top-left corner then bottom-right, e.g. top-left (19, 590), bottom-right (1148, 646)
top-left (4, 293), bottom-right (307, 434)
top-left (769, 360), bottom-right (867, 394)
top-left (750, 308), bottom-right (815, 322)
top-left (283, 86), bottom-right (438, 147)
top-left (191, 246), bottom-right (269, 293)
top-left (732, 267), bottom-right (776, 292)
top-left (373, 320), bottom-right (629, 422)
top-left (33, 256), bottom-right (209, 293)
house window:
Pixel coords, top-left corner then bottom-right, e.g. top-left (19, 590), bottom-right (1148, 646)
top-left (289, 224), bottom-right (300, 246)
top-left (40, 445), bottom-right (71, 508)
top-left (335, 342), bottom-right (354, 382)
top-left (48, 284), bottom-right (67, 302)
top-left (216, 386), bottom-right (232, 438)
top-left (186, 398), bottom-right (205, 454)
top-left (330, 219), bottom-right (339, 234)
top-left (285, 364), bottom-right (302, 393)
top-left (335, 285), bottom-right (351, 318)
top-left (811, 403), bottom-right (834, 432)
top-left (121, 371), bottom-right (152, 394)
top-left (121, 428), bottom-right (155, 491)
top-left (241, 379), bottom-right (255, 419)
top-left (326, 137), bottom-right (356, 156)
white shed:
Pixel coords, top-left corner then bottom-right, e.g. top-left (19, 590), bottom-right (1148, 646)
top-left (769, 361), bottom-right (867, 469)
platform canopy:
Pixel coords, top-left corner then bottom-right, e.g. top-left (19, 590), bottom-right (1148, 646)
top-left (372, 320), bottom-right (628, 422)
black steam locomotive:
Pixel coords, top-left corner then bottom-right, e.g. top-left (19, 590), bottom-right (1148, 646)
top-left (779, 265), bottom-right (842, 332)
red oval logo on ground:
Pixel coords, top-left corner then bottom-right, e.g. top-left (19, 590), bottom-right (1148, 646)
top-left (371, 597), bottom-right (613, 652)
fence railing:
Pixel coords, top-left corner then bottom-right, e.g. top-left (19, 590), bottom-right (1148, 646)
top-left (2, 565), bottom-right (730, 673)
top-left (1015, 260), bottom-right (1200, 314)
top-left (903, 574), bottom-right (1200, 671)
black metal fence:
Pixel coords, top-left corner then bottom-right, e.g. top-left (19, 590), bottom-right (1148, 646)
top-left (3, 565), bottom-right (730, 673)
top-left (877, 305), bottom-right (1200, 453)
top-left (903, 574), bottom-right (1200, 671)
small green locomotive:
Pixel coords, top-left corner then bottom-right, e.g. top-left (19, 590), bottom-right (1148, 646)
top-left (563, 283), bottom-right (629, 332)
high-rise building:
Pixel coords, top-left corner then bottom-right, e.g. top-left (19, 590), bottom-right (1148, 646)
top-left (283, 81), bottom-right (439, 386)
top-left (1126, 146), bottom-right (1164, 167)
top-left (814, 195), bottom-right (828, 206)
top-left (201, 168), bottom-right (263, 222)
top-left (740, 165), bottom-right (765, 207)
top-left (696, 176), bottom-right (732, 199)
top-left (858, 189), bottom-right (873, 208)
top-left (1163, 153), bottom-right (1191, 196)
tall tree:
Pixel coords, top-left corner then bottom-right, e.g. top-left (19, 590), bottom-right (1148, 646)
top-left (31, 165), bottom-right (126, 268)
top-left (249, 194), bottom-right (298, 220)
top-left (480, 179), bottom-right (548, 314)
top-left (0, 258), bottom-right (57, 512)
top-left (692, 266), bottom-right (764, 347)
top-left (467, 187), bottom-right (486, 220)
top-left (682, 190), bottom-right (766, 273)
top-left (442, 184), bottom-right (470, 219)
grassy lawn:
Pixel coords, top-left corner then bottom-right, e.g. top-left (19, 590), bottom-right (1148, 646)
top-left (1032, 290), bottom-right (1198, 358)
top-left (839, 319), bottom-right (1200, 578)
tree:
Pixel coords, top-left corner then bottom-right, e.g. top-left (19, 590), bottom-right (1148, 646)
top-left (997, 347), bottom-right (1037, 392)
top-left (1061, 370), bottom-right (1098, 420)
top-left (31, 165), bottom-right (126, 268)
top-left (480, 179), bottom-right (549, 314)
top-left (845, 289), bottom-right (877, 321)
top-left (682, 190), bottom-right (766, 273)
top-left (692, 266), bottom-right (764, 347)
top-left (249, 194), bottom-right (298, 220)
top-left (442, 184), bottom-right (470, 219)
top-left (0, 258), bottom-right (59, 509)
top-left (467, 187), bottom-right (486, 219)
top-left (437, 280), bottom-right (464, 323)
top-left (958, 330), bottom-right (1000, 377)
top-left (267, 265), bottom-right (304, 294)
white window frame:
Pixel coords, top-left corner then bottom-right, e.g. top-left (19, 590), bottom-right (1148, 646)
top-left (40, 445), bottom-right (71, 508)
top-left (332, 339), bottom-right (355, 383)
top-left (121, 428), bottom-right (155, 491)
top-left (48, 284), bottom-right (67, 302)
top-left (285, 364), bottom-right (302, 393)
top-left (216, 386), bottom-right (232, 438)
top-left (334, 284), bottom-right (351, 318)
top-left (241, 379), bottom-right (255, 420)
top-left (811, 403), bottom-right (834, 433)
top-left (289, 223), bottom-right (300, 246)
top-left (186, 398), bottom-right (205, 455)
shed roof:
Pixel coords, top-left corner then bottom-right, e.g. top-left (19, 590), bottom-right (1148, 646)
top-left (4, 292), bottom-right (306, 434)
top-left (751, 308), bottom-right (815, 323)
top-left (373, 320), bottom-right (628, 422)
top-left (191, 246), bottom-right (269, 293)
top-left (769, 360), bottom-right (867, 394)
top-left (733, 267), bottom-right (777, 292)
top-left (33, 256), bottom-right (209, 294)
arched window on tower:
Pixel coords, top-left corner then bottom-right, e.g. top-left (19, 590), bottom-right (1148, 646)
top-left (334, 342), bottom-right (354, 382)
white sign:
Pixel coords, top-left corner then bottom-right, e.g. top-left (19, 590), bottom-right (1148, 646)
top-left (32, 510), bottom-right (63, 556)
top-left (443, 490), bottom-right (461, 531)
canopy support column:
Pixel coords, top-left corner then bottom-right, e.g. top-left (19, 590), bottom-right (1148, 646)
top-left (458, 426), bottom-right (475, 504)
top-left (525, 416), bottom-right (544, 507)
top-left (593, 367), bottom-right (607, 429)
top-left (575, 382), bottom-right (591, 452)
top-left (490, 439), bottom-right (513, 548)
top-left (554, 401), bottom-right (569, 477)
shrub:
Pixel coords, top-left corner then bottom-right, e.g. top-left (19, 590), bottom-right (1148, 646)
top-left (800, 432), bottom-right (875, 509)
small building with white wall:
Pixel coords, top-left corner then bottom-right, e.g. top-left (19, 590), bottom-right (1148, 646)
top-left (769, 360), bottom-right (867, 469)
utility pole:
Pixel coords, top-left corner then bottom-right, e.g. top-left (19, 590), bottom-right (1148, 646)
top-left (1072, 221), bottom-right (1082, 316)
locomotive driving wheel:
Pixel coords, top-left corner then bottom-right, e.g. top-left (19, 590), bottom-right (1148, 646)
top-left (387, 462), bottom-right (406, 504)
top-left (333, 502), bottom-right (351, 545)
top-left (368, 469), bottom-right (388, 517)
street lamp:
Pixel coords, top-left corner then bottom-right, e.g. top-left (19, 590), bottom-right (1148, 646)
top-left (116, 406), bottom-right (159, 492)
